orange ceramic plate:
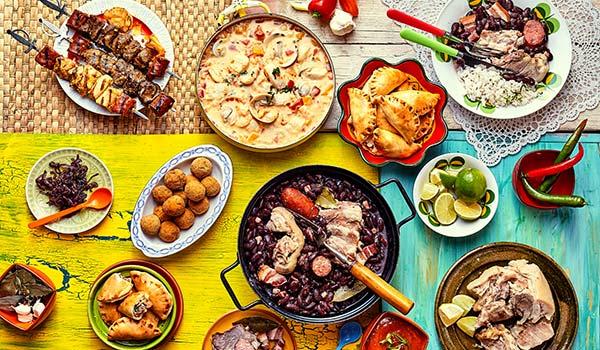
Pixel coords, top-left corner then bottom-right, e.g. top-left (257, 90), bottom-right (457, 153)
top-left (337, 58), bottom-right (448, 167)
top-left (203, 308), bottom-right (297, 350)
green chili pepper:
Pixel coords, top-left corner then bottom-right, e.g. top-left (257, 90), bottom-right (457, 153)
top-left (521, 175), bottom-right (586, 207)
top-left (538, 119), bottom-right (587, 193)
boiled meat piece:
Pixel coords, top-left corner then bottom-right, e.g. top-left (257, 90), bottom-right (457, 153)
top-left (506, 259), bottom-right (555, 324)
top-left (266, 207), bottom-right (305, 274)
top-left (211, 324), bottom-right (260, 350)
top-left (491, 50), bottom-right (550, 83)
top-left (476, 299), bottom-right (514, 328)
top-left (257, 265), bottom-right (287, 287)
top-left (476, 324), bottom-right (520, 350)
top-left (477, 30), bottom-right (524, 54)
top-left (510, 319), bottom-right (555, 349)
top-left (320, 201), bottom-right (363, 262)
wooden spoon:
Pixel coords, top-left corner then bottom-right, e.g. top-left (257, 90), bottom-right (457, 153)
top-left (28, 188), bottom-right (113, 229)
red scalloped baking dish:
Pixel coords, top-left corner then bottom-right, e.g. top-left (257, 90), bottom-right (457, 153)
top-left (337, 58), bottom-right (448, 167)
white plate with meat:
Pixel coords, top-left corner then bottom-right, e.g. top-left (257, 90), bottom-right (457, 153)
top-left (52, 0), bottom-right (174, 116)
top-left (432, 0), bottom-right (571, 119)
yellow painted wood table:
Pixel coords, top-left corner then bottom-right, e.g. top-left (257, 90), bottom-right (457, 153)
top-left (0, 133), bottom-right (378, 349)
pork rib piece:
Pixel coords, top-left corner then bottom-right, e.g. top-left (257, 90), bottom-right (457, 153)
top-left (476, 324), bottom-right (520, 350)
top-left (511, 319), bottom-right (555, 350)
top-left (506, 259), bottom-right (555, 324)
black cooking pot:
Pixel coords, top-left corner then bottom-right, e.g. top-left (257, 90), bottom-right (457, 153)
top-left (220, 165), bottom-right (416, 324)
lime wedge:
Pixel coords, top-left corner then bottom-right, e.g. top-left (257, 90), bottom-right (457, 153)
top-left (429, 168), bottom-right (447, 186)
top-left (420, 182), bottom-right (439, 201)
top-left (438, 303), bottom-right (464, 327)
top-left (452, 294), bottom-right (476, 315)
top-left (439, 172), bottom-right (457, 189)
top-left (457, 316), bottom-right (478, 337)
top-left (454, 200), bottom-right (482, 221)
top-left (434, 193), bottom-right (457, 225)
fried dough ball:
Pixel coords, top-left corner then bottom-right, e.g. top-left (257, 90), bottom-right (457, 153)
top-left (158, 221), bottom-right (180, 243)
top-left (174, 209), bottom-right (195, 230)
top-left (173, 191), bottom-right (188, 206)
top-left (164, 169), bottom-right (186, 191)
top-left (191, 157), bottom-right (213, 179)
top-left (162, 195), bottom-right (186, 217)
top-left (186, 174), bottom-right (200, 184)
top-left (151, 185), bottom-right (172, 204)
top-left (189, 197), bottom-right (210, 215)
top-left (185, 180), bottom-right (206, 202)
top-left (201, 176), bottom-right (221, 197)
top-left (153, 206), bottom-right (170, 222)
top-left (140, 214), bottom-right (161, 236)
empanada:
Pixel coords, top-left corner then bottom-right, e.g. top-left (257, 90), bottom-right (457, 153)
top-left (130, 271), bottom-right (173, 320)
top-left (415, 110), bottom-right (435, 141)
top-left (97, 273), bottom-right (133, 303)
top-left (108, 316), bottom-right (161, 341)
top-left (348, 88), bottom-right (376, 143)
top-left (389, 90), bottom-right (439, 116)
top-left (373, 128), bottom-right (422, 159)
top-left (117, 291), bottom-right (153, 321)
top-left (396, 74), bottom-right (423, 91)
top-left (375, 105), bottom-right (398, 134)
top-left (141, 311), bottom-right (160, 328)
top-left (379, 95), bottom-right (420, 143)
top-left (365, 67), bottom-right (408, 98)
top-left (98, 302), bottom-right (123, 326)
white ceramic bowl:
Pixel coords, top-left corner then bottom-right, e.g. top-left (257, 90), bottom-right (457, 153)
top-left (432, 0), bottom-right (571, 119)
top-left (130, 145), bottom-right (232, 258)
top-left (413, 153), bottom-right (498, 237)
top-left (53, 0), bottom-right (174, 116)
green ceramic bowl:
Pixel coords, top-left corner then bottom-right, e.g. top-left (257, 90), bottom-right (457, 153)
top-left (87, 265), bottom-right (177, 350)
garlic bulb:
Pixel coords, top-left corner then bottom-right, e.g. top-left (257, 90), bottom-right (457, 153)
top-left (329, 9), bottom-right (356, 36)
top-left (32, 300), bottom-right (46, 318)
top-left (13, 304), bottom-right (31, 315)
top-left (17, 313), bottom-right (33, 323)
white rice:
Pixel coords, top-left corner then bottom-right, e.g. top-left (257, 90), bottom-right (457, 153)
top-left (458, 65), bottom-right (540, 107)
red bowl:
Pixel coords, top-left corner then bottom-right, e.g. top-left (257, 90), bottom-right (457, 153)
top-left (0, 263), bottom-right (57, 331)
top-left (361, 312), bottom-right (429, 350)
top-left (512, 150), bottom-right (576, 209)
top-left (337, 58), bottom-right (448, 167)
top-left (96, 259), bottom-right (184, 347)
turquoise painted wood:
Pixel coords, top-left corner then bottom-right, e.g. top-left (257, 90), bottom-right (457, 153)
top-left (380, 131), bottom-right (599, 349)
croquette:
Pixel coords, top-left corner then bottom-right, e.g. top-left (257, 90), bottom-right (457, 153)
top-left (185, 174), bottom-right (200, 184)
top-left (153, 206), bottom-right (170, 222)
top-left (185, 180), bottom-right (206, 202)
top-left (174, 209), bottom-right (195, 230)
top-left (151, 185), bottom-right (172, 204)
top-left (162, 195), bottom-right (186, 216)
top-left (189, 197), bottom-right (210, 215)
top-left (158, 221), bottom-right (180, 243)
top-left (164, 169), bottom-right (186, 190)
top-left (174, 191), bottom-right (188, 206)
top-left (201, 176), bottom-right (221, 197)
top-left (140, 214), bottom-right (161, 236)
top-left (190, 157), bottom-right (213, 179)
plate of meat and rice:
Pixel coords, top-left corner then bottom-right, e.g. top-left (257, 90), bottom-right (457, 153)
top-left (432, 0), bottom-right (571, 119)
top-left (52, 0), bottom-right (175, 117)
top-left (435, 242), bottom-right (578, 349)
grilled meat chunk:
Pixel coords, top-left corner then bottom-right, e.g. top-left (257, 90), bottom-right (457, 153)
top-left (99, 24), bottom-right (120, 49)
top-left (109, 59), bottom-right (133, 87)
top-left (66, 10), bottom-right (90, 32)
top-left (68, 35), bottom-right (93, 57)
top-left (139, 81), bottom-right (160, 105)
top-left (35, 46), bottom-right (61, 70)
top-left (110, 94), bottom-right (136, 117)
top-left (147, 56), bottom-right (170, 79)
top-left (121, 39), bottom-right (143, 62)
top-left (148, 93), bottom-right (174, 117)
top-left (133, 47), bottom-right (157, 70)
top-left (86, 15), bottom-right (107, 41)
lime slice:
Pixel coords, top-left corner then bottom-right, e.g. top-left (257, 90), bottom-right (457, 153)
top-left (439, 172), bottom-right (457, 189)
top-left (434, 193), bottom-right (457, 225)
top-left (438, 303), bottom-right (464, 327)
top-left (452, 294), bottom-right (476, 315)
top-left (457, 316), bottom-right (478, 337)
top-left (420, 182), bottom-right (439, 201)
top-left (429, 168), bottom-right (447, 185)
top-left (454, 200), bottom-right (482, 221)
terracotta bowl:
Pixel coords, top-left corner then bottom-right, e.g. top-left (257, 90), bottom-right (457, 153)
top-left (361, 312), bottom-right (429, 350)
top-left (0, 263), bottom-right (57, 331)
top-left (337, 58), bottom-right (448, 167)
top-left (512, 150), bottom-right (575, 209)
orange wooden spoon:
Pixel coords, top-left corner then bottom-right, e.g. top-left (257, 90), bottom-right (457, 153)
top-left (28, 188), bottom-right (113, 229)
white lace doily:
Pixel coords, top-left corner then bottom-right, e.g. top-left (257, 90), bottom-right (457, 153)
top-left (381, 0), bottom-right (600, 166)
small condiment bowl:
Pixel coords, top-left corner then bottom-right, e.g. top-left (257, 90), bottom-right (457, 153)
top-left (203, 308), bottom-right (297, 350)
top-left (337, 58), bottom-right (448, 167)
top-left (512, 149), bottom-right (576, 209)
top-left (0, 263), bottom-right (56, 331)
top-left (361, 312), bottom-right (428, 350)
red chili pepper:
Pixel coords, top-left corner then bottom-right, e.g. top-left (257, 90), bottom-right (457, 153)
top-left (308, 0), bottom-right (337, 20)
top-left (289, 99), bottom-right (304, 110)
top-left (287, 80), bottom-right (295, 89)
top-left (526, 143), bottom-right (584, 178)
top-left (339, 0), bottom-right (359, 16)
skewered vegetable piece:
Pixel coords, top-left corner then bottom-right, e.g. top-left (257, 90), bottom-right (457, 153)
top-left (53, 56), bottom-right (77, 80)
top-left (96, 86), bottom-right (123, 109)
top-left (90, 75), bottom-right (114, 100)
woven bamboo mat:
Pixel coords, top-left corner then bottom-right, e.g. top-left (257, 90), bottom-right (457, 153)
top-left (0, 0), bottom-right (228, 134)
